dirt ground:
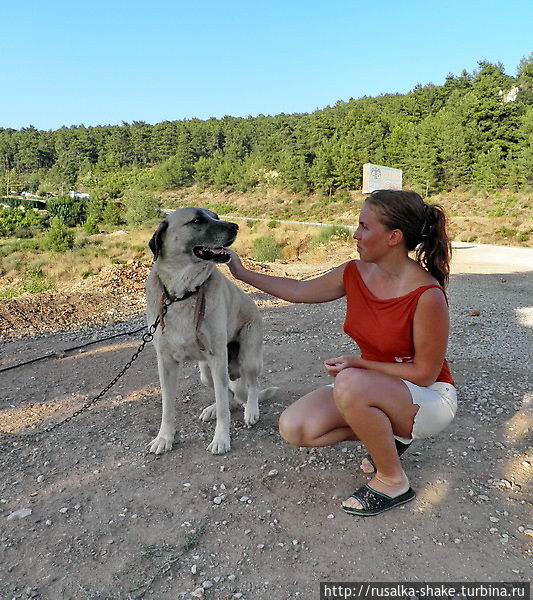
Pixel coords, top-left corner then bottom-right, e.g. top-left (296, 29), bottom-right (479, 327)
top-left (0, 244), bottom-right (532, 600)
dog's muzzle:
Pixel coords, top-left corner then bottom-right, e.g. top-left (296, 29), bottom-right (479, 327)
top-left (193, 246), bottom-right (232, 263)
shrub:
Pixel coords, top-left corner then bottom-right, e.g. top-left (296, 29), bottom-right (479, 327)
top-left (312, 225), bottom-right (352, 245)
top-left (44, 217), bottom-right (75, 252)
top-left (47, 195), bottom-right (87, 227)
top-left (0, 207), bottom-right (40, 237)
top-left (123, 190), bottom-right (160, 226)
top-left (252, 236), bottom-right (281, 262)
top-left (267, 219), bottom-right (279, 229)
top-left (83, 215), bottom-right (100, 234)
top-left (102, 202), bottom-right (123, 226)
top-left (22, 267), bottom-right (54, 293)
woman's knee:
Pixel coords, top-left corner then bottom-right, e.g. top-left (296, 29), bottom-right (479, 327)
top-left (278, 408), bottom-right (305, 446)
top-left (332, 368), bottom-right (369, 412)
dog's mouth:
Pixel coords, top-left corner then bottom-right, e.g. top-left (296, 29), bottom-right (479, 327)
top-left (193, 246), bottom-right (231, 263)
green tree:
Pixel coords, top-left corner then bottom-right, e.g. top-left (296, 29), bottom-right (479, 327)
top-left (45, 217), bottom-right (74, 252)
top-left (123, 190), bottom-right (160, 226)
top-left (47, 195), bottom-right (87, 227)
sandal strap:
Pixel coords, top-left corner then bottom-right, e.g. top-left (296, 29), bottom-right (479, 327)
top-left (351, 484), bottom-right (393, 511)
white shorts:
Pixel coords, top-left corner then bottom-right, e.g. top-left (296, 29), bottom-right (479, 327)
top-left (328, 380), bottom-right (457, 443)
top-left (395, 380), bottom-right (457, 444)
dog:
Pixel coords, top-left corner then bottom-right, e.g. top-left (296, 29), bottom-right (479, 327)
top-left (146, 207), bottom-right (274, 454)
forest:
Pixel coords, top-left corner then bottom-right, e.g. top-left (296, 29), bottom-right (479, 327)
top-left (1, 58), bottom-right (533, 202)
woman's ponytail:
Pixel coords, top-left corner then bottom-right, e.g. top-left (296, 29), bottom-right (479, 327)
top-left (416, 204), bottom-right (451, 287)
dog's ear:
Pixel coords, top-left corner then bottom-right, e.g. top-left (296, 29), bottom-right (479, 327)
top-left (148, 220), bottom-right (169, 260)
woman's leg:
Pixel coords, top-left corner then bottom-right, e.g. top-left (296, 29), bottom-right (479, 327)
top-left (278, 385), bottom-right (357, 447)
top-left (332, 368), bottom-right (419, 510)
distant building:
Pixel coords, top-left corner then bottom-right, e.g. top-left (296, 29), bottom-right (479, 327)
top-left (68, 191), bottom-right (90, 199)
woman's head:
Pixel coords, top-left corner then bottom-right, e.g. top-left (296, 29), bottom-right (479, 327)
top-left (364, 189), bottom-right (451, 286)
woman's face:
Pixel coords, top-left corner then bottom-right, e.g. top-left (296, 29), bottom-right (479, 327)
top-left (353, 202), bottom-right (393, 262)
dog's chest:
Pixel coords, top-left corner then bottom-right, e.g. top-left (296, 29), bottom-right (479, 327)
top-left (155, 307), bottom-right (207, 361)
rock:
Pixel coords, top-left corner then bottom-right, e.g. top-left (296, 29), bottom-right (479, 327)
top-left (6, 508), bottom-right (32, 520)
top-left (267, 469), bottom-right (278, 477)
top-left (190, 587), bottom-right (204, 598)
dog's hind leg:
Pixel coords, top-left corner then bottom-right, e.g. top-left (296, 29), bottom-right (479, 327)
top-left (200, 383), bottom-right (240, 422)
top-left (149, 351), bottom-right (179, 454)
top-left (198, 361), bottom-right (213, 388)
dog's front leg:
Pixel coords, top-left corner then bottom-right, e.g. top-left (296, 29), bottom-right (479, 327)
top-left (149, 351), bottom-right (179, 454)
top-left (206, 354), bottom-right (232, 455)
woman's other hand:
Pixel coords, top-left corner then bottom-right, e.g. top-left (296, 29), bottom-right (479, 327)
top-left (324, 355), bottom-right (361, 376)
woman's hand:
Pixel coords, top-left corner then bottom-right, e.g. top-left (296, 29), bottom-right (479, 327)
top-left (324, 355), bottom-right (362, 377)
top-left (226, 249), bottom-right (246, 280)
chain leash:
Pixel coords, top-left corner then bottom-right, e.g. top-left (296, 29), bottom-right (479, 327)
top-left (0, 299), bottom-right (173, 443)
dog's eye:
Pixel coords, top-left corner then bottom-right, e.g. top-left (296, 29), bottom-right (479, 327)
top-left (190, 217), bottom-right (204, 225)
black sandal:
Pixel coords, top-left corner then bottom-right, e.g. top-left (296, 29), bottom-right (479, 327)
top-left (365, 440), bottom-right (412, 471)
top-left (342, 484), bottom-right (416, 516)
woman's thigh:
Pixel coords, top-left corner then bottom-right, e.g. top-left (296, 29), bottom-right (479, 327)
top-left (279, 385), bottom-right (358, 445)
top-left (333, 368), bottom-right (418, 439)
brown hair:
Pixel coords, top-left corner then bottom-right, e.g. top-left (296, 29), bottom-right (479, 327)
top-left (365, 189), bottom-right (451, 286)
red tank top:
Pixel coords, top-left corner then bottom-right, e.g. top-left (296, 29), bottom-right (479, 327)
top-left (342, 261), bottom-right (454, 385)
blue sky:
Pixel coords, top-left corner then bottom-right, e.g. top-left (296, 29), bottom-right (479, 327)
top-left (1, 0), bottom-right (532, 131)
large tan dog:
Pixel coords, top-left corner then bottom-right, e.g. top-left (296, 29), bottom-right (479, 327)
top-left (146, 207), bottom-right (272, 454)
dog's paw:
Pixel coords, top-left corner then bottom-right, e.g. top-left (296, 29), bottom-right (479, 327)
top-left (199, 403), bottom-right (217, 422)
top-left (244, 403), bottom-right (260, 426)
top-left (206, 434), bottom-right (231, 454)
top-left (148, 433), bottom-right (175, 454)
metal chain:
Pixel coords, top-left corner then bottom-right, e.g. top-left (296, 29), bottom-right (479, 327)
top-left (0, 300), bottom-right (172, 443)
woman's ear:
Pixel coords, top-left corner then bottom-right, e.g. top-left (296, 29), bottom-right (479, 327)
top-left (388, 228), bottom-right (404, 247)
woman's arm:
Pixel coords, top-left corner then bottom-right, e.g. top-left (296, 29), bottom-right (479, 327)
top-left (324, 288), bottom-right (449, 386)
top-left (227, 250), bottom-right (347, 303)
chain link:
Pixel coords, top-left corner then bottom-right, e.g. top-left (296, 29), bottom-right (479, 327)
top-left (0, 305), bottom-right (170, 443)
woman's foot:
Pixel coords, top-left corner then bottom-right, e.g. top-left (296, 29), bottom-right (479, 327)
top-left (342, 471), bottom-right (410, 511)
top-left (360, 457), bottom-right (375, 474)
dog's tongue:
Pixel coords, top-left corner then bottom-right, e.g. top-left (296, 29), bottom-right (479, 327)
top-left (211, 248), bottom-right (225, 254)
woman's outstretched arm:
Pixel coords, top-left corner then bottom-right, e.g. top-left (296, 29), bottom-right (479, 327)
top-left (227, 250), bottom-right (347, 304)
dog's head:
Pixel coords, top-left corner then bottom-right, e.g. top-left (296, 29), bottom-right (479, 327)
top-left (148, 207), bottom-right (239, 263)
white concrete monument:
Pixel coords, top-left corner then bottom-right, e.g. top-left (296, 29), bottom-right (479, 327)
top-left (362, 163), bottom-right (402, 194)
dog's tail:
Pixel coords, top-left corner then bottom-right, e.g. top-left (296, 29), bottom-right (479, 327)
top-left (259, 387), bottom-right (280, 400)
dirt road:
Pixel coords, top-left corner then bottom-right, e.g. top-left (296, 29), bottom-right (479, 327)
top-left (0, 245), bottom-right (531, 600)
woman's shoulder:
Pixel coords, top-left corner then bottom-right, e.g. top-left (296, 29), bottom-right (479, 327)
top-left (407, 259), bottom-right (440, 288)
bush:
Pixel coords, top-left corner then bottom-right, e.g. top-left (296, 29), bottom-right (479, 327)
top-left (123, 190), bottom-right (160, 226)
top-left (83, 215), bottom-right (100, 234)
top-left (102, 202), bottom-right (123, 226)
top-left (44, 217), bottom-right (75, 252)
top-left (252, 236), bottom-right (281, 262)
top-left (47, 195), bottom-right (87, 227)
top-left (312, 225), bottom-right (353, 245)
top-left (0, 207), bottom-right (40, 237)
top-left (22, 267), bottom-right (54, 293)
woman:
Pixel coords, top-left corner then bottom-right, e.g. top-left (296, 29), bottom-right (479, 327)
top-left (227, 189), bottom-right (457, 517)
